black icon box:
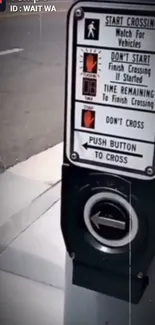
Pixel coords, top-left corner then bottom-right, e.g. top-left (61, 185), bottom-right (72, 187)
top-left (84, 19), bottom-right (100, 40)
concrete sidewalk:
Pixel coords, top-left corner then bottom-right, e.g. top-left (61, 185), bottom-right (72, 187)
top-left (0, 143), bottom-right (65, 325)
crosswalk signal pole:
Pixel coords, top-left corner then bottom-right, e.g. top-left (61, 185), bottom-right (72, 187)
top-left (61, 1), bottom-right (155, 324)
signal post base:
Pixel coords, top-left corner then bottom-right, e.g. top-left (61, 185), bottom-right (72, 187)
top-left (63, 253), bottom-right (155, 325)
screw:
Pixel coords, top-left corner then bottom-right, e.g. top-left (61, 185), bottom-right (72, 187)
top-left (70, 252), bottom-right (75, 259)
top-left (146, 166), bottom-right (154, 176)
top-left (75, 7), bottom-right (84, 19)
top-left (71, 152), bottom-right (78, 160)
top-left (137, 272), bottom-right (143, 279)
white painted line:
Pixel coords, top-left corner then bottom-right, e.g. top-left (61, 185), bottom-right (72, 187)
top-left (57, 9), bottom-right (67, 12)
top-left (46, 1), bottom-right (71, 2)
top-left (0, 48), bottom-right (24, 56)
top-left (7, 0), bottom-right (71, 2)
top-left (8, 142), bottom-right (63, 185)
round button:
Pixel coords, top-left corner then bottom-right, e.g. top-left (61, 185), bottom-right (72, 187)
top-left (90, 201), bottom-right (129, 241)
top-left (84, 192), bottom-right (138, 248)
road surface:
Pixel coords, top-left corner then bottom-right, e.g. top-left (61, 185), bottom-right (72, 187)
top-left (0, 1), bottom-right (72, 171)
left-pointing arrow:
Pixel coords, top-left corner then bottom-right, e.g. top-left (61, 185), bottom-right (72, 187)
top-left (82, 142), bottom-right (88, 150)
top-left (91, 211), bottom-right (126, 230)
top-left (82, 142), bottom-right (143, 158)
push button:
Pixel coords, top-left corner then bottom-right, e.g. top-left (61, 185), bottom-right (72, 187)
top-left (90, 201), bottom-right (129, 241)
top-left (84, 192), bottom-right (138, 248)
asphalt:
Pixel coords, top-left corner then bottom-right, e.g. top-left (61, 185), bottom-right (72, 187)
top-left (0, 3), bottom-right (71, 171)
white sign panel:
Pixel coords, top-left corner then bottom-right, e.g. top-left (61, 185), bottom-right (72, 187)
top-left (66, 1), bottom-right (155, 180)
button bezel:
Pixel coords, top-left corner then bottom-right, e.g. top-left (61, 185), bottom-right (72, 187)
top-left (84, 192), bottom-right (139, 247)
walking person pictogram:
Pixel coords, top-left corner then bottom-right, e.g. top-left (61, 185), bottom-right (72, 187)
top-left (84, 18), bottom-right (100, 40)
top-left (87, 21), bottom-right (96, 38)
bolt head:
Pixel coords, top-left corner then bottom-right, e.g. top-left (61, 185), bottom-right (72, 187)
top-left (75, 8), bottom-right (82, 17)
top-left (70, 252), bottom-right (75, 259)
top-left (74, 7), bottom-right (84, 19)
top-left (137, 272), bottom-right (143, 279)
top-left (146, 166), bottom-right (154, 176)
top-left (71, 152), bottom-right (78, 160)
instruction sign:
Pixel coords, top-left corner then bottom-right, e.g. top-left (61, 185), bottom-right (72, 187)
top-left (66, 1), bottom-right (155, 179)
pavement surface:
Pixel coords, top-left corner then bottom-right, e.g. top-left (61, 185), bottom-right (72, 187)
top-left (0, 142), bottom-right (65, 325)
top-left (0, 1), bottom-right (71, 171)
top-left (0, 4), bottom-right (72, 323)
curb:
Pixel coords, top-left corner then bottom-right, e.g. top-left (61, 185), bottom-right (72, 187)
top-left (8, 142), bottom-right (63, 185)
top-left (0, 181), bottom-right (61, 254)
top-left (0, 184), bottom-right (65, 290)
